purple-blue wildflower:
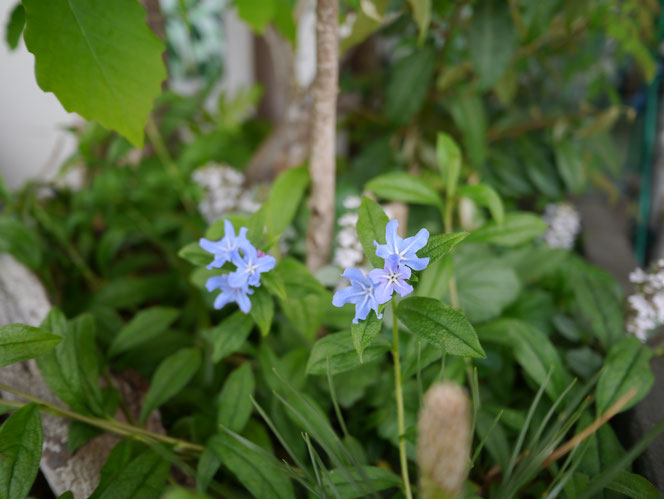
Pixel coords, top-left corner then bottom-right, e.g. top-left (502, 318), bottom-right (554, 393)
top-left (199, 219), bottom-right (251, 269)
top-left (205, 274), bottom-right (254, 313)
top-left (374, 219), bottom-right (430, 271)
top-left (369, 254), bottom-right (414, 304)
top-left (229, 244), bottom-right (276, 287)
top-left (332, 268), bottom-right (383, 324)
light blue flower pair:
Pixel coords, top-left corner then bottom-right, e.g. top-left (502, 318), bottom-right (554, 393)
top-left (200, 220), bottom-right (276, 313)
top-left (333, 219), bottom-right (429, 323)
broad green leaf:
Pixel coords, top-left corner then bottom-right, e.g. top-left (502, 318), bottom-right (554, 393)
top-left (178, 242), bottom-right (212, 267)
top-left (607, 471), bottom-right (662, 498)
top-left (356, 196), bottom-right (389, 268)
top-left (351, 311), bottom-right (384, 362)
top-left (94, 275), bottom-right (177, 309)
top-left (323, 466), bottom-right (402, 498)
top-left (307, 331), bottom-right (391, 375)
top-left (469, 0), bottom-right (516, 90)
top-left (386, 46), bottom-right (435, 125)
top-left (96, 449), bottom-right (169, 499)
top-left (458, 184), bottom-right (504, 224)
top-left (67, 421), bottom-right (102, 454)
top-left (235, 0), bottom-right (276, 33)
top-left (555, 141), bottom-right (586, 193)
top-left (204, 311), bottom-right (254, 362)
top-left (0, 324), bottom-right (60, 367)
top-left (281, 294), bottom-right (326, 340)
top-left (208, 432), bottom-right (295, 499)
top-left (249, 287), bottom-right (274, 336)
top-left (218, 363), bottom-right (255, 433)
top-left (5, 3), bottom-right (24, 50)
top-left (407, 0), bottom-right (431, 45)
top-left (596, 337), bottom-right (653, 414)
top-left (571, 265), bottom-right (623, 350)
top-left (196, 444), bottom-right (221, 494)
top-left (415, 254), bottom-right (454, 300)
top-left (418, 232), bottom-right (468, 265)
top-left (22, 0), bottom-right (166, 147)
top-left (140, 348), bottom-right (201, 424)
top-left (0, 403), bottom-right (43, 499)
top-left (261, 270), bottom-right (287, 301)
top-left (37, 310), bottom-right (104, 415)
top-left (501, 245), bottom-right (568, 285)
top-left (448, 93), bottom-right (487, 167)
top-left (265, 165), bottom-right (309, 237)
top-left (397, 297), bottom-right (485, 358)
top-left (577, 412), bottom-right (625, 477)
top-left (365, 172), bottom-right (443, 208)
top-left (0, 218), bottom-right (42, 269)
top-left (469, 212), bottom-right (547, 247)
top-left (272, 0), bottom-right (296, 43)
top-left (436, 132), bottom-right (461, 199)
top-left (479, 319), bottom-right (571, 400)
top-left (89, 440), bottom-right (134, 499)
top-left (109, 307), bottom-right (179, 357)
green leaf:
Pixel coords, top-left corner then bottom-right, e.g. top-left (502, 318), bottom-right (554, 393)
top-left (196, 444), bottom-right (221, 494)
top-left (67, 421), bottom-right (102, 454)
top-left (37, 310), bottom-right (104, 415)
top-left (249, 287), bottom-right (274, 336)
top-left (89, 440), bottom-right (133, 499)
top-left (386, 46), bottom-right (436, 125)
top-left (22, 0), bottom-right (166, 147)
top-left (0, 324), bottom-right (60, 367)
top-left (95, 449), bottom-right (169, 499)
top-left (235, 0), bottom-right (276, 33)
top-left (140, 348), bottom-right (201, 424)
top-left (448, 93), bottom-right (487, 167)
top-left (458, 184), bottom-right (504, 224)
top-left (351, 311), bottom-right (384, 362)
top-left (178, 242), bottom-right (212, 267)
top-left (0, 403), bottom-right (43, 499)
top-left (5, 3), bottom-right (25, 50)
top-left (479, 319), bottom-right (571, 400)
top-left (204, 311), bottom-right (254, 363)
top-left (397, 297), bottom-right (485, 358)
top-left (323, 466), bottom-right (402, 498)
top-left (406, 0), bottom-right (431, 45)
top-left (109, 307), bottom-right (179, 357)
top-left (273, 0), bottom-right (296, 43)
top-left (436, 132), bottom-right (462, 199)
top-left (261, 270), bottom-right (287, 301)
top-left (218, 363), bottom-right (255, 433)
top-left (0, 218), bottom-right (42, 269)
top-left (208, 432), bottom-right (295, 499)
top-left (365, 172), bottom-right (443, 208)
top-left (596, 337), bottom-right (653, 414)
top-left (469, 212), bottom-right (547, 247)
top-left (571, 265), bottom-right (623, 350)
top-left (265, 165), bottom-right (309, 237)
top-left (468, 0), bottom-right (516, 90)
top-left (161, 489), bottom-right (209, 499)
top-left (306, 331), bottom-right (391, 375)
top-left (356, 196), bottom-right (389, 268)
top-left (555, 141), bottom-right (586, 193)
top-left (577, 412), bottom-right (625, 477)
top-left (418, 232), bottom-right (468, 265)
top-left (607, 471), bottom-right (662, 499)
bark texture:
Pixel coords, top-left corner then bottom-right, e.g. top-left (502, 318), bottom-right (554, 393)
top-left (306, 0), bottom-right (338, 272)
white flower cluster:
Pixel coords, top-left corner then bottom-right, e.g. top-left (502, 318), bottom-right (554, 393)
top-left (191, 164), bottom-right (260, 223)
top-left (541, 202), bottom-right (581, 250)
top-left (333, 196), bottom-right (364, 269)
top-left (627, 260), bottom-right (664, 341)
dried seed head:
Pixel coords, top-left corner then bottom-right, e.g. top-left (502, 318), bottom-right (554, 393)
top-left (417, 382), bottom-right (471, 499)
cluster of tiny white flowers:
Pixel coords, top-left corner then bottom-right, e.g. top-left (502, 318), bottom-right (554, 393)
top-left (627, 260), bottom-right (664, 341)
top-left (192, 164), bottom-right (260, 223)
top-left (541, 203), bottom-right (581, 250)
top-left (333, 195), bottom-right (364, 269)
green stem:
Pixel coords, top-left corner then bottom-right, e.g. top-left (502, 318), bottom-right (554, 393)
top-left (0, 382), bottom-right (203, 455)
top-left (391, 298), bottom-right (413, 499)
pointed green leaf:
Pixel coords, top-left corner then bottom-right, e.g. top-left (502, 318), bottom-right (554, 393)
top-left (96, 449), bottom-right (169, 499)
top-left (469, 212), bottom-right (547, 247)
top-left (249, 287), bottom-right (274, 336)
top-left (204, 311), bottom-right (254, 363)
top-left (436, 132), bottom-right (461, 199)
top-left (5, 3), bottom-right (24, 50)
top-left (0, 324), bottom-right (60, 367)
top-left (265, 165), bottom-right (309, 237)
top-left (366, 172), bottom-right (443, 208)
top-left (418, 232), bottom-right (468, 265)
top-left (306, 331), bottom-right (391, 375)
top-left (458, 184), bottom-right (504, 224)
top-left (218, 363), bottom-right (255, 433)
top-left (351, 311), bottom-right (384, 361)
top-left (109, 307), bottom-right (179, 357)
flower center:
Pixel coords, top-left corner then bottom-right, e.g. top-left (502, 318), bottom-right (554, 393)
top-left (387, 271), bottom-right (400, 284)
top-left (246, 263), bottom-right (258, 274)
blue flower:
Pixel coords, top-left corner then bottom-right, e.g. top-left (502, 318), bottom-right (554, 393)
top-left (332, 268), bottom-right (383, 324)
top-left (369, 254), bottom-right (414, 304)
top-left (199, 219), bottom-right (251, 269)
top-left (374, 219), bottom-right (429, 271)
top-left (206, 274), bottom-right (254, 313)
top-left (229, 244), bottom-right (277, 287)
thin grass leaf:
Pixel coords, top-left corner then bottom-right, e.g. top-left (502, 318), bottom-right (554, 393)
top-left (544, 441), bottom-right (590, 498)
top-left (466, 360), bottom-right (480, 440)
top-left (327, 357), bottom-right (349, 439)
top-left (303, 432), bottom-right (324, 493)
top-left (528, 378), bottom-right (578, 450)
top-left (470, 409), bottom-right (504, 468)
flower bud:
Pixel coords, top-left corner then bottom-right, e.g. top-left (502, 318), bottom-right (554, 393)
top-left (417, 382), bottom-right (471, 499)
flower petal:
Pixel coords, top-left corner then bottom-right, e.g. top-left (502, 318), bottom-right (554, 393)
top-left (353, 296), bottom-right (372, 323)
top-left (400, 228), bottom-right (429, 254)
top-left (256, 255), bottom-right (276, 273)
top-left (228, 270), bottom-right (248, 288)
top-left (333, 285), bottom-right (357, 307)
top-left (214, 291), bottom-right (233, 310)
top-left (223, 219), bottom-right (235, 239)
top-left (200, 238), bottom-right (221, 254)
top-left (402, 256), bottom-right (430, 271)
top-left (374, 244), bottom-right (392, 260)
top-left (342, 267), bottom-right (368, 285)
top-left (206, 275), bottom-right (225, 292)
top-left (399, 264), bottom-right (412, 280)
top-left (368, 268), bottom-right (387, 284)
top-left (393, 279), bottom-right (414, 297)
top-left (385, 219), bottom-right (399, 254)
top-left (374, 282), bottom-right (393, 304)
top-left (236, 292), bottom-right (252, 313)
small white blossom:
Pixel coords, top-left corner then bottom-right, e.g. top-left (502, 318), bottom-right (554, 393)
top-left (342, 195), bottom-right (362, 210)
top-left (626, 259), bottom-right (664, 341)
top-left (192, 163), bottom-right (258, 223)
top-left (541, 203), bottom-right (581, 250)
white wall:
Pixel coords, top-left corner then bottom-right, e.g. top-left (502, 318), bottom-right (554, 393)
top-left (0, 0), bottom-right (78, 190)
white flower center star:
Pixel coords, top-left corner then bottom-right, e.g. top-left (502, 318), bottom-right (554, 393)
top-left (387, 271), bottom-right (399, 284)
top-left (246, 263), bottom-right (258, 274)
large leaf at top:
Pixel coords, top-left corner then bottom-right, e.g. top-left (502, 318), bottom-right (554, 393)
top-left (22, 0), bottom-right (166, 147)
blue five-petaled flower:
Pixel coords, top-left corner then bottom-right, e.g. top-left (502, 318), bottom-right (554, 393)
top-left (333, 218), bottom-right (429, 322)
top-left (200, 219), bottom-right (274, 314)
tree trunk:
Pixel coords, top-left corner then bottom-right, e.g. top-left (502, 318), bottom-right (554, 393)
top-left (306, 0), bottom-right (338, 272)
